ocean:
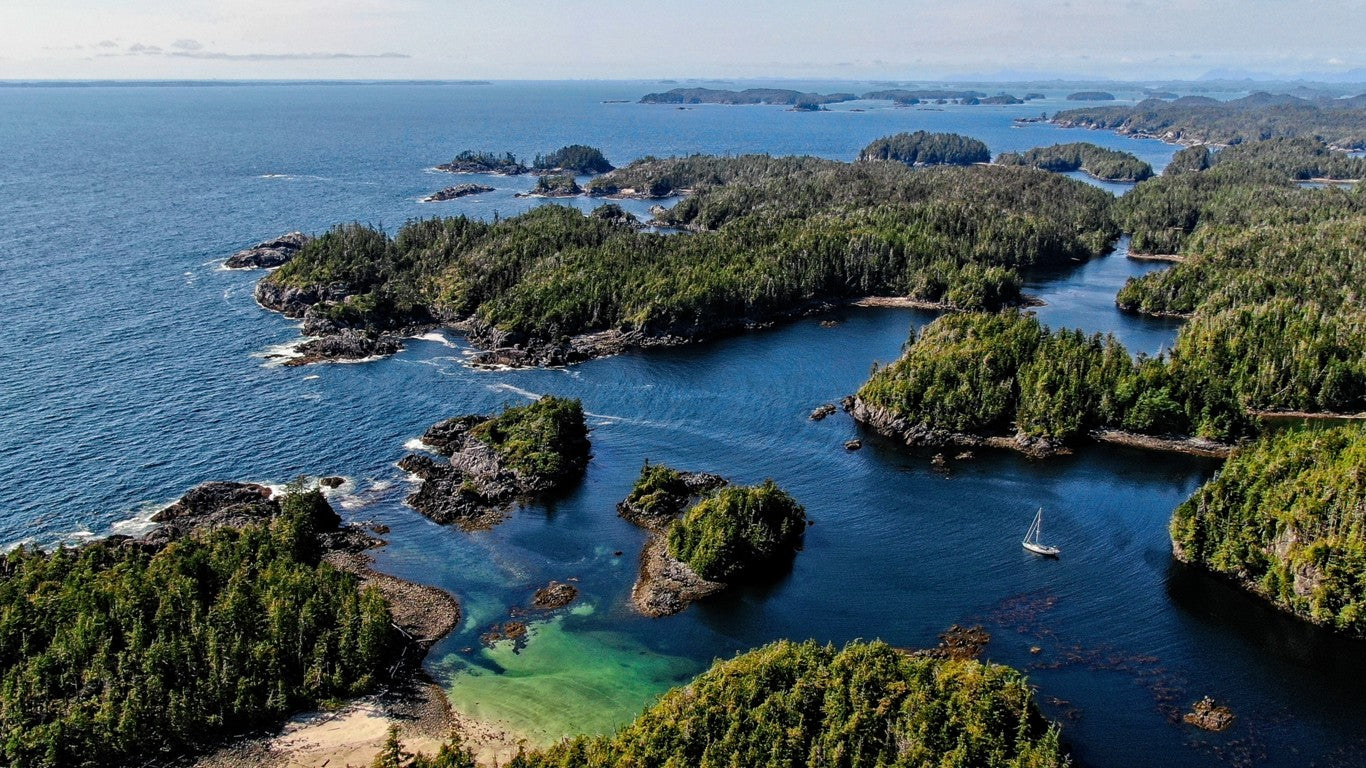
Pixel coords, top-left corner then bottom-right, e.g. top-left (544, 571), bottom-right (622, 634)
top-left (1, 80), bottom-right (1361, 767)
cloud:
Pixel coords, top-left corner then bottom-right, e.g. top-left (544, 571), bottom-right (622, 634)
top-left (167, 50), bottom-right (410, 61)
top-left (127, 43), bottom-right (163, 54)
top-left (96, 40), bottom-right (118, 49)
top-left (171, 39), bottom-right (203, 51)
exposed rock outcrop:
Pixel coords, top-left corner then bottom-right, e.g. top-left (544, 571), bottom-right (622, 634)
top-left (423, 184), bottom-right (494, 203)
top-left (531, 580), bottom-right (579, 610)
top-left (397, 406), bottom-right (589, 530)
top-left (617, 468), bottom-right (730, 617)
top-left (225, 232), bottom-right (311, 269)
top-left (286, 329), bottom-right (404, 366)
top-left (1183, 697), bottom-right (1235, 732)
top-left (142, 481), bottom-right (373, 553)
top-left (842, 396), bottom-right (1068, 458)
top-left (632, 537), bottom-right (727, 617)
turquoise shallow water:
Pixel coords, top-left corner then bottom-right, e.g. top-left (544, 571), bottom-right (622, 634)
top-left (2, 80), bottom-right (1363, 767)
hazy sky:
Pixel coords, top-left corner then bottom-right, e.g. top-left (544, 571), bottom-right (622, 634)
top-left (1, 0), bottom-right (1361, 81)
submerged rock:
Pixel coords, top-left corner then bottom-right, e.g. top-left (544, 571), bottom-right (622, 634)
top-left (225, 232), bottom-right (310, 269)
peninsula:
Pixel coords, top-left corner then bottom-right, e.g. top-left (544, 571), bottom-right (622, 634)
top-left (0, 483), bottom-right (458, 768)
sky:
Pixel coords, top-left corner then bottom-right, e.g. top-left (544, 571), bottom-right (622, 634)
top-left (1, 0), bottom-right (1362, 81)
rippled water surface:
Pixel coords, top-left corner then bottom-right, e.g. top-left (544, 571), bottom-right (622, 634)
top-left (2, 81), bottom-right (1362, 767)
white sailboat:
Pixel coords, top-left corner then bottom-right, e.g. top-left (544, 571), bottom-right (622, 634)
top-left (1022, 508), bottom-right (1060, 557)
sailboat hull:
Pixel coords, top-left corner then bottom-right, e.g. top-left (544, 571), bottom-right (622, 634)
top-left (1022, 541), bottom-right (1060, 557)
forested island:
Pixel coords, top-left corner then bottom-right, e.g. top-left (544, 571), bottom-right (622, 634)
top-left (253, 140), bottom-right (1116, 366)
top-left (996, 142), bottom-right (1154, 181)
top-left (1053, 92), bottom-right (1366, 149)
top-left (436, 145), bottom-right (614, 175)
top-left (1066, 91), bottom-right (1116, 101)
top-left (853, 137), bottom-right (1366, 456)
top-left (617, 464), bottom-right (807, 616)
top-left (858, 131), bottom-right (992, 166)
top-left (0, 484), bottom-right (458, 768)
top-left (399, 396), bottom-right (590, 529)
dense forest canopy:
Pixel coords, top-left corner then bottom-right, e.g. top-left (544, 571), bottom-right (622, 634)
top-left (503, 640), bottom-right (1068, 768)
top-left (472, 395), bottom-right (590, 483)
top-left (996, 142), bottom-right (1154, 181)
top-left (264, 154), bottom-right (1116, 359)
top-left (666, 479), bottom-right (808, 582)
top-left (1053, 92), bottom-right (1366, 149)
top-left (531, 145), bottom-right (614, 174)
top-left (0, 491), bottom-right (393, 768)
top-left (858, 131), bottom-right (992, 166)
top-left (1171, 425), bottom-right (1366, 636)
top-left (857, 312), bottom-right (1254, 444)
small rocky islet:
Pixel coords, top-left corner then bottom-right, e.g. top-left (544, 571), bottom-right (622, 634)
top-left (617, 463), bottom-right (807, 617)
top-left (422, 183), bottom-right (494, 202)
top-left (398, 395), bottom-right (591, 530)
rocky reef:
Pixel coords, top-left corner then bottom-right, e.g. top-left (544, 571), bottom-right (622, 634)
top-left (224, 232), bottom-right (310, 269)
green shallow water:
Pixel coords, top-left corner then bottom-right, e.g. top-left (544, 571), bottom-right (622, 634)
top-left (433, 607), bottom-right (698, 744)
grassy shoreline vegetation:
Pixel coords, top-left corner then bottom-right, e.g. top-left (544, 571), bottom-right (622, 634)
top-left (396, 641), bottom-right (1067, 768)
top-left (258, 140), bottom-right (1117, 365)
top-left (1171, 425), bottom-right (1366, 636)
top-left (0, 490), bottom-right (394, 768)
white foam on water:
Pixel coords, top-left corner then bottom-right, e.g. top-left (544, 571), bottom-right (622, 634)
top-left (369, 480), bottom-right (394, 492)
top-left (412, 331), bottom-right (459, 347)
top-left (253, 336), bottom-right (316, 367)
top-left (303, 374), bottom-right (320, 381)
top-left (3, 537), bottom-right (36, 553)
top-left (403, 437), bottom-right (434, 452)
top-left (489, 383), bottom-right (542, 401)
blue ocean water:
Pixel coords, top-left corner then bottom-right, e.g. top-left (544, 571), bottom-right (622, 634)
top-left (1, 81), bottom-right (1361, 767)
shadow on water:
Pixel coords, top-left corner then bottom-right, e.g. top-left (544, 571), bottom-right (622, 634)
top-left (1165, 559), bottom-right (1366, 679)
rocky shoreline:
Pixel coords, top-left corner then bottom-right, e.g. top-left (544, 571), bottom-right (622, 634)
top-left (398, 406), bottom-right (589, 529)
top-left (844, 396), bottom-right (1234, 459)
top-left (842, 395), bottom-right (1069, 458)
top-left (423, 183), bottom-right (494, 202)
top-left (617, 469), bottom-right (729, 617)
top-left (224, 232), bottom-right (311, 269)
